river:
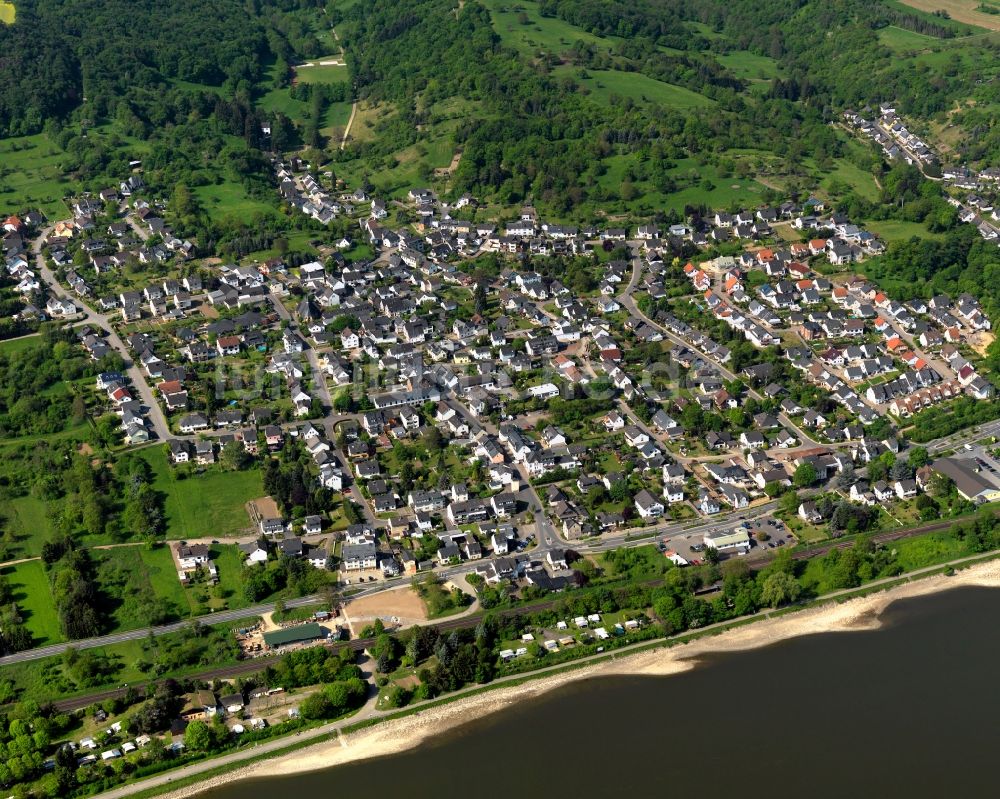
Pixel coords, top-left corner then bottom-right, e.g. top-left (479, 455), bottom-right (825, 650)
top-left (198, 587), bottom-right (999, 798)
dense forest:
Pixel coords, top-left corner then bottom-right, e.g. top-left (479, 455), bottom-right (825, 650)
top-left (0, 0), bottom-right (998, 322)
top-left (327, 0), bottom-right (999, 212)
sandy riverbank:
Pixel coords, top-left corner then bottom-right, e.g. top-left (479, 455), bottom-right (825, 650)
top-left (163, 559), bottom-right (1000, 799)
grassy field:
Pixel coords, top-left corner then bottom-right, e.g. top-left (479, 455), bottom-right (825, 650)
top-left (294, 63), bottom-right (349, 85)
top-left (484, 0), bottom-right (617, 56)
top-left (140, 447), bottom-right (263, 539)
top-left (94, 546), bottom-right (191, 630)
top-left (864, 219), bottom-right (946, 242)
top-left (0, 1), bottom-right (14, 24)
top-left (259, 85), bottom-right (309, 123)
top-left (204, 544), bottom-right (249, 610)
top-left (564, 68), bottom-right (714, 109)
top-left (0, 495), bottom-right (58, 558)
top-left (193, 182), bottom-right (277, 221)
top-left (0, 134), bottom-right (76, 217)
top-left (877, 24), bottom-right (938, 51)
top-left (2, 560), bottom-right (61, 645)
top-left (0, 614), bottom-right (261, 705)
top-left (0, 334), bottom-right (44, 356)
top-left (717, 51), bottom-right (782, 80)
top-left (823, 157), bottom-right (881, 201)
top-left (320, 101), bottom-right (355, 141)
top-left (590, 153), bottom-right (768, 216)
top-left (336, 103), bottom-right (459, 197)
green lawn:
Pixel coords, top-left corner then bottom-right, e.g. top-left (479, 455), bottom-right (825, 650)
top-left (2, 560), bottom-right (62, 645)
top-left (563, 68), bottom-right (714, 109)
top-left (0, 133), bottom-right (76, 217)
top-left (140, 447), bottom-right (263, 539)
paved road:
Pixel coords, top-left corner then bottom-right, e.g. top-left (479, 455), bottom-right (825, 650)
top-left (10, 410), bottom-right (987, 668)
top-left (0, 595), bottom-right (323, 667)
top-left (32, 225), bottom-right (173, 441)
top-left (446, 397), bottom-right (561, 548)
top-left (269, 290), bottom-right (334, 411)
top-left (618, 247), bottom-right (819, 451)
top-left (91, 542), bottom-right (1000, 799)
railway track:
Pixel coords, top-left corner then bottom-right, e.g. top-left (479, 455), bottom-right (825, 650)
top-left (51, 512), bottom-right (995, 712)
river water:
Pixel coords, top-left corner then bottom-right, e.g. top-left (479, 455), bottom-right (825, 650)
top-left (199, 587), bottom-right (1000, 798)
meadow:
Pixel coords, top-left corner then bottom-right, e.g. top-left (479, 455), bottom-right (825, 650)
top-left (716, 51), bottom-right (783, 81)
top-left (483, 0), bottom-right (618, 57)
top-left (193, 182), bottom-right (278, 221)
top-left (0, 134), bottom-right (76, 217)
top-left (863, 219), bottom-right (947, 242)
top-left (140, 446), bottom-right (263, 539)
top-left (294, 62), bottom-right (350, 85)
top-left (563, 68), bottom-right (715, 109)
top-left (1, 560), bottom-right (62, 645)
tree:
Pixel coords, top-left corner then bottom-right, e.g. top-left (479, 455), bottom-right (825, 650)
top-left (220, 441), bottom-right (248, 471)
top-left (908, 446), bottom-right (929, 469)
top-left (779, 489), bottom-right (800, 514)
top-left (299, 692), bottom-right (333, 720)
top-left (183, 720), bottom-right (211, 751)
top-left (793, 462), bottom-right (818, 488)
top-left (473, 282), bottom-right (488, 315)
top-left (760, 571), bottom-right (801, 608)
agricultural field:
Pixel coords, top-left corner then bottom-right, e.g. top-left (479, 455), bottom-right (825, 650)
top-left (889, 0), bottom-right (1000, 31)
top-left (140, 446), bottom-right (263, 540)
